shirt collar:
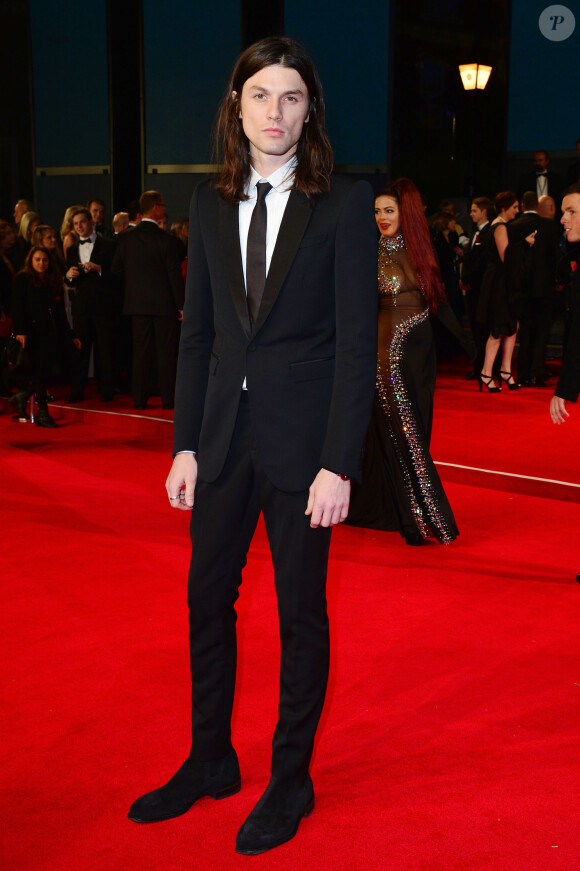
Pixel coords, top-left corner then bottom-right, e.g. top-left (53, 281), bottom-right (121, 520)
top-left (80, 232), bottom-right (97, 243)
top-left (477, 221), bottom-right (489, 230)
top-left (246, 156), bottom-right (297, 197)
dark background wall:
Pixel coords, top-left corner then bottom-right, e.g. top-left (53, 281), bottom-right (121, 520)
top-left (2, 0), bottom-right (579, 229)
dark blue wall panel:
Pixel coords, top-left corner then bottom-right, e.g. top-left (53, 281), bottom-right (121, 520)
top-left (30, 0), bottom-right (110, 166)
top-left (508, 0), bottom-right (579, 152)
top-left (285, 2), bottom-right (390, 166)
top-left (143, 1), bottom-right (241, 164)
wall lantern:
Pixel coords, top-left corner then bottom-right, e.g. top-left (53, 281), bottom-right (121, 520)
top-left (458, 63), bottom-right (492, 90)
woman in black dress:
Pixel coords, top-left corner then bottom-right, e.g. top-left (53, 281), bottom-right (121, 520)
top-left (477, 191), bottom-right (535, 392)
top-left (348, 179), bottom-right (458, 545)
top-left (11, 247), bottom-right (80, 427)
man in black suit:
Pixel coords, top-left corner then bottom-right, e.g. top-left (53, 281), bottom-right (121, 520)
top-left (551, 184), bottom-right (580, 423)
top-left (65, 208), bottom-right (116, 401)
top-left (518, 150), bottom-right (563, 213)
top-left (127, 38), bottom-right (377, 855)
top-left (510, 191), bottom-right (559, 386)
top-left (87, 197), bottom-right (113, 239)
top-left (112, 190), bottom-right (184, 409)
top-left (565, 138), bottom-right (580, 187)
top-left (462, 196), bottom-right (492, 378)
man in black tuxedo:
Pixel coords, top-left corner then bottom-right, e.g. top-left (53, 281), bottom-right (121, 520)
top-left (518, 151), bottom-right (563, 213)
top-left (462, 196), bottom-right (492, 378)
top-left (127, 37), bottom-right (377, 855)
top-left (112, 190), bottom-right (184, 409)
top-left (551, 184), bottom-right (580, 423)
top-left (65, 208), bottom-right (116, 401)
top-left (565, 138), bottom-right (580, 187)
top-left (87, 197), bottom-right (113, 239)
top-left (510, 191), bottom-right (559, 386)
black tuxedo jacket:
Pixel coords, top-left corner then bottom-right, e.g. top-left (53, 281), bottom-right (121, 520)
top-left (173, 176), bottom-right (378, 492)
top-left (112, 220), bottom-right (185, 317)
top-left (565, 160), bottom-right (580, 187)
top-left (508, 212), bottom-right (559, 298)
top-left (462, 222), bottom-right (491, 289)
top-left (518, 170), bottom-right (564, 207)
top-left (65, 236), bottom-right (116, 317)
top-left (556, 248), bottom-right (580, 402)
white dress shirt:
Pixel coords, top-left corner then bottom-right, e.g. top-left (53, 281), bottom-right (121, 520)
top-left (177, 157), bottom-right (296, 450)
top-left (78, 231), bottom-right (97, 264)
top-left (536, 175), bottom-right (548, 198)
top-left (239, 156), bottom-right (297, 287)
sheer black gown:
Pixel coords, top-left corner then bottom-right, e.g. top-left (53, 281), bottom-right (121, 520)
top-left (347, 234), bottom-right (458, 544)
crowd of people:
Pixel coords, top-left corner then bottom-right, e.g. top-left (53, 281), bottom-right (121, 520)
top-left (427, 148), bottom-right (580, 395)
top-left (2, 146), bottom-right (579, 432)
top-left (0, 194), bottom-right (188, 425)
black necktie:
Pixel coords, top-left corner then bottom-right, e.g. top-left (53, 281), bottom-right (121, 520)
top-left (246, 181), bottom-right (272, 327)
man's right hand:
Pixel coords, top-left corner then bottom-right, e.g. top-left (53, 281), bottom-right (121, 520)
top-left (166, 453), bottom-right (197, 510)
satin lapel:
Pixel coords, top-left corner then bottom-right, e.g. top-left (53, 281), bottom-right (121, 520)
top-left (219, 198), bottom-right (251, 338)
top-left (253, 190), bottom-right (312, 335)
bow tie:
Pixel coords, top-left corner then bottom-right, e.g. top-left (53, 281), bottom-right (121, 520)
top-left (79, 238), bottom-right (92, 244)
top-left (536, 172), bottom-right (547, 177)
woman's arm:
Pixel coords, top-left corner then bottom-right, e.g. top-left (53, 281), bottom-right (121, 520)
top-left (494, 223), bottom-right (509, 262)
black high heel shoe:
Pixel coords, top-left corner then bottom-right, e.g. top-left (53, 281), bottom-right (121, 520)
top-left (499, 370), bottom-right (521, 390)
top-left (478, 373), bottom-right (501, 393)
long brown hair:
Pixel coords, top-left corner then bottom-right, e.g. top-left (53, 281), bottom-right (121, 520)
top-left (21, 246), bottom-right (64, 294)
top-left (378, 178), bottom-right (444, 312)
top-left (214, 37), bottom-right (333, 204)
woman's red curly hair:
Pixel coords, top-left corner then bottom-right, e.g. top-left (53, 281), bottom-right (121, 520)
top-left (377, 178), bottom-right (445, 312)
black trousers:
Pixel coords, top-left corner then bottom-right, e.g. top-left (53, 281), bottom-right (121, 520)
top-left (464, 285), bottom-right (488, 373)
top-left (187, 394), bottom-right (332, 785)
top-left (517, 296), bottom-right (554, 382)
top-left (131, 315), bottom-right (179, 407)
top-left (71, 311), bottom-right (115, 399)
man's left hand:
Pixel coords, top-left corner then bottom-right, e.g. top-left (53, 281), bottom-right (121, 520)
top-left (305, 468), bottom-right (351, 528)
top-left (550, 395), bottom-right (570, 424)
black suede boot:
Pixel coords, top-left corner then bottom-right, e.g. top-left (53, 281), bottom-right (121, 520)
top-left (235, 775), bottom-right (315, 855)
top-left (35, 400), bottom-right (58, 428)
top-left (128, 749), bottom-right (241, 823)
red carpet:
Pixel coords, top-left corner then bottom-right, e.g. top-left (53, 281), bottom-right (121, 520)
top-left (1, 364), bottom-right (579, 870)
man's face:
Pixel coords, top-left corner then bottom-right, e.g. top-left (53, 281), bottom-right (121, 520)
top-left (470, 204), bottom-right (486, 225)
top-left (73, 214), bottom-right (93, 238)
top-left (89, 202), bottom-right (104, 224)
top-left (14, 202), bottom-right (28, 224)
top-left (237, 64), bottom-right (310, 169)
top-left (561, 194), bottom-right (580, 243)
top-left (533, 151), bottom-right (548, 172)
top-left (150, 198), bottom-right (167, 222)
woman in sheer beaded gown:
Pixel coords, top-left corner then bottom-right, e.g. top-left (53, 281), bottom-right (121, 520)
top-left (347, 178), bottom-right (458, 545)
